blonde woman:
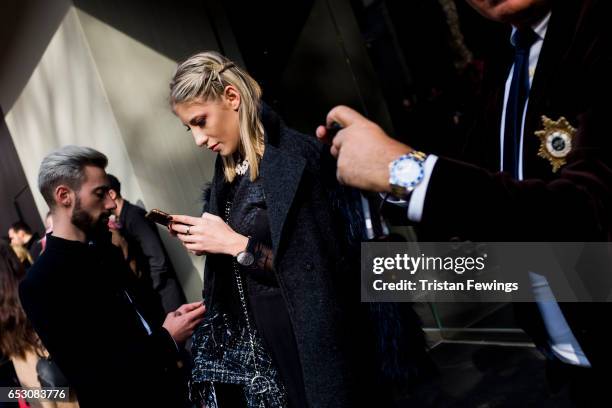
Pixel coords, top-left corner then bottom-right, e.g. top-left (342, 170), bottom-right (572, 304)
top-left (10, 244), bottom-right (33, 269)
top-left (168, 51), bottom-right (356, 407)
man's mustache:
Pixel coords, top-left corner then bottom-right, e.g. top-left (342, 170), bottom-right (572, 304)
top-left (99, 211), bottom-right (112, 221)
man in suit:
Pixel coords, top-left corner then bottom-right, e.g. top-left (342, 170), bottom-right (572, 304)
top-left (106, 174), bottom-right (186, 314)
top-left (19, 145), bottom-right (205, 407)
top-left (318, 0), bottom-right (612, 404)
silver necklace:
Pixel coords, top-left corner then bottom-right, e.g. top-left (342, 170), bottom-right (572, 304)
top-left (224, 200), bottom-right (270, 398)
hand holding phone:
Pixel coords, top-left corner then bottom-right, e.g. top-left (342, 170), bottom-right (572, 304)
top-left (145, 209), bottom-right (173, 228)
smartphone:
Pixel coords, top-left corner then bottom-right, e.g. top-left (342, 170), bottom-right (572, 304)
top-left (145, 209), bottom-right (173, 227)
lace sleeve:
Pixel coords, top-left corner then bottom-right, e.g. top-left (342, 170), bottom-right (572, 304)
top-left (247, 238), bottom-right (275, 273)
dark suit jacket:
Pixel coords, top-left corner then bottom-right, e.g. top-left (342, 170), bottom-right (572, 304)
top-left (19, 235), bottom-right (184, 407)
top-left (202, 106), bottom-right (361, 407)
top-left (419, 0), bottom-right (612, 368)
top-left (119, 200), bottom-right (186, 313)
top-left (25, 232), bottom-right (42, 262)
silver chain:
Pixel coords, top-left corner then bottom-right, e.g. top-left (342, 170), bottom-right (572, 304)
top-left (224, 200), bottom-right (263, 380)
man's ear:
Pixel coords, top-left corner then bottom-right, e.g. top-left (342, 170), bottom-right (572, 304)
top-left (224, 85), bottom-right (241, 111)
top-left (55, 185), bottom-right (73, 208)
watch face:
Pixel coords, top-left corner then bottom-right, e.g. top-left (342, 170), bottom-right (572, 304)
top-left (237, 251), bottom-right (255, 266)
top-left (391, 155), bottom-right (424, 188)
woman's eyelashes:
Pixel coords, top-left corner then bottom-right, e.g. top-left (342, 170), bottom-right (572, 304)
top-left (184, 118), bottom-right (206, 132)
top-left (188, 116), bottom-right (206, 129)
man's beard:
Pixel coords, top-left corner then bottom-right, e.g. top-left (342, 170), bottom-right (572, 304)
top-left (71, 196), bottom-right (110, 239)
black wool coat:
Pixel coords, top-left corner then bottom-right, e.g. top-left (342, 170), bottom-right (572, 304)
top-left (201, 106), bottom-right (357, 407)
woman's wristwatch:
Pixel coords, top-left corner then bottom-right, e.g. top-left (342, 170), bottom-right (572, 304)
top-left (388, 150), bottom-right (428, 199)
top-left (236, 236), bottom-right (256, 266)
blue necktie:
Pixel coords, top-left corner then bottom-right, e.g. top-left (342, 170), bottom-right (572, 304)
top-left (503, 28), bottom-right (538, 178)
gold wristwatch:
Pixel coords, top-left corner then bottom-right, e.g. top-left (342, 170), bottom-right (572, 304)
top-left (388, 150), bottom-right (427, 199)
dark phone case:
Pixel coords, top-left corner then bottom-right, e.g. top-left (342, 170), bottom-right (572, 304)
top-left (145, 209), bottom-right (172, 227)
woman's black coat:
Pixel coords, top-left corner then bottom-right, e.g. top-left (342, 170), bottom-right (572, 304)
top-left (201, 107), bottom-right (356, 407)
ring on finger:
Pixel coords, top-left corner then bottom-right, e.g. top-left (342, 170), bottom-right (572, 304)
top-left (186, 226), bottom-right (191, 235)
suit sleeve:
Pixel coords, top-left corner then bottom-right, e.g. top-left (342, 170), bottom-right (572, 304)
top-left (30, 240), bottom-right (43, 261)
top-left (126, 213), bottom-right (170, 291)
top-left (419, 111), bottom-right (612, 241)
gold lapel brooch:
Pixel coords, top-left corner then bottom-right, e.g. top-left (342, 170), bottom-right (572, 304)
top-left (534, 115), bottom-right (576, 173)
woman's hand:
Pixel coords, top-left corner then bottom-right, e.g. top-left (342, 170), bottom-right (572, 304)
top-left (170, 213), bottom-right (248, 256)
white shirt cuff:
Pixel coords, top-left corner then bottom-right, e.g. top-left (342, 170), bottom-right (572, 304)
top-left (407, 154), bottom-right (438, 222)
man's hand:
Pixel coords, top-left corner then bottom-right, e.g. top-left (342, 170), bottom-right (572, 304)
top-left (316, 105), bottom-right (413, 192)
top-left (162, 301), bottom-right (206, 344)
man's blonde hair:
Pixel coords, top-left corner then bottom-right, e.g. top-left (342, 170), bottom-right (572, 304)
top-left (170, 51), bottom-right (264, 182)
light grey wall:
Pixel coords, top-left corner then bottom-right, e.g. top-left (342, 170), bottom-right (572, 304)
top-left (4, 7), bottom-right (144, 223)
top-left (75, 8), bottom-right (221, 301)
top-left (1, 2), bottom-right (232, 303)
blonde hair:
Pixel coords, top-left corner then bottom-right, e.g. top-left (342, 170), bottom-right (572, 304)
top-left (169, 51), bottom-right (264, 182)
top-left (10, 244), bottom-right (32, 266)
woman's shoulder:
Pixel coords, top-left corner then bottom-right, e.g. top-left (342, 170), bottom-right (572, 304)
top-left (261, 105), bottom-right (325, 166)
top-left (278, 126), bottom-right (325, 164)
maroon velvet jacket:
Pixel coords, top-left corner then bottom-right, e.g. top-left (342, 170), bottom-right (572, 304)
top-left (419, 0), bottom-right (612, 367)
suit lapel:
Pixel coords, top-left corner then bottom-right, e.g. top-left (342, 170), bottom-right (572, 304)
top-left (465, 39), bottom-right (512, 171)
top-left (485, 60), bottom-right (511, 171)
top-left (261, 143), bottom-right (306, 259)
top-left (524, 1), bottom-right (583, 178)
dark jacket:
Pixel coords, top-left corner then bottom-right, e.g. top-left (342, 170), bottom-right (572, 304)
top-left (419, 0), bottom-right (612, 368)
top-left (118, 200), bottom-right (186, 313)
top-left (202, 107), bottom-right (358, 407)
top-left (25, 232), bottom-right (42, 262)
top-left (19, 234), bottom-right (185, 407)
